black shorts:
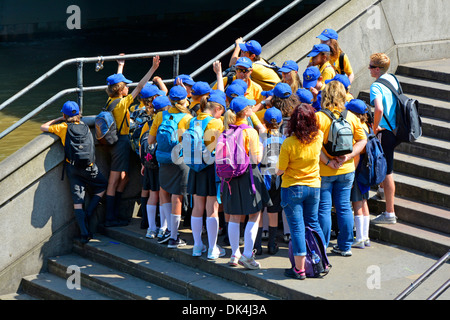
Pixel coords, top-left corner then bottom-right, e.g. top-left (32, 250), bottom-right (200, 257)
top-left (377, 129), bottom-right (400, 175)
top-left (110, 135), bottom-right (131, 172)
top-left (66, 163), bottom-right (107, 204)
top-left (142, 167), bottom-right (160, 192)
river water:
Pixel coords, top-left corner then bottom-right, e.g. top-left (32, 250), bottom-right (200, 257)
top-left (0, 3), bottom-right (318, 162)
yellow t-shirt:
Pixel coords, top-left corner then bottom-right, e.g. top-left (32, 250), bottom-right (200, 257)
top-left (149, 107), bottom-right (193, 142)
top-left (234, 118), bottom-right (262, 161)
top-left (213, 76), bottom-right (263, 104)
top-left (331, 51), bottom-right (354, 77)
top-left (316, 108), bottom-right (366, 176)
top-left (251, 62), bottom-right (280, 91)
top-left (277, 131), bottom-right (323, 188)
top-left (107, 94), bottom-right (134, 136)
top-left (48, 122), bottom-right (70, 146)
top-left (319, 61), bottom-right (336, 83)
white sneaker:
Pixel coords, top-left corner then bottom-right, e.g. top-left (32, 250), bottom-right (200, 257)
top-left (207, 245), bottom-right (226, 260)
top-left (371, 212), bottom-right (397, 224)
top-left (238, 251), bottom-right (261, 270)
top-left (192, 244), bottom-right (207, 257)
top-left (146, 229), bottom-right (157, 239)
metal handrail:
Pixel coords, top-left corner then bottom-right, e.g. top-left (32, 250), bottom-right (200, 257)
top-left (0, 0), bottom-right (304, 140)
top-left (394, 250), bottom-right (450, 300)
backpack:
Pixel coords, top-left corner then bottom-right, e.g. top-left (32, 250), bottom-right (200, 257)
top-left (376, 75), bottom-right (422, 143)
top-left (321, 108), bottom-right (353, 156)
top-left (259, 130), bottom-right (285, 190)
top-left (64, 122), bottom-right (95, 168)
top-left (155, 111), bottom-right (187, 164)
top-left (181, 116), bottom-right (215, 172)
top-left (356, 127), bottom-right (387, 188)
top-left (95, 99), bottom-right (126, 145)
top-left (129, 109), bottom-right (152, 156)
top-left (288, 227), bottom-right (330, 278)
top-left (139, 129), bottom-right (159, 169)
top-left (215, 124), bottom-right (256, 194)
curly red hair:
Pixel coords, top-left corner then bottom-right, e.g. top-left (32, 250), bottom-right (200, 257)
top-left (287, 103), bottom-right (319, 145)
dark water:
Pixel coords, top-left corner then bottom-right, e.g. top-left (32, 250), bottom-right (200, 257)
top-left (0, 2), bottom-right (321, 161)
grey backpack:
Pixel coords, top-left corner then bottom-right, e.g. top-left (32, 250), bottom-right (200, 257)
top-left (321, 108), bottom-right (353, 156)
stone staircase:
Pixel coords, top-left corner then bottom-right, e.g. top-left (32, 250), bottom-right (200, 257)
top-left (358, 58), bottom-right (450, 258)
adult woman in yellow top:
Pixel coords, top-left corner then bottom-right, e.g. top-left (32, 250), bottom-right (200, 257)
top-left (277, 103), bottom-right (325, 280)
top-left (148, 85), bottom-right (193, 249)
top-left (316, 80), bottom-right (367, 257)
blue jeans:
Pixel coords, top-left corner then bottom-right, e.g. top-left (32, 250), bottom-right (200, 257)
top-left (281, 185), bottom-right (324, 256)
top-left (318, 171), bottom-right (355, 251)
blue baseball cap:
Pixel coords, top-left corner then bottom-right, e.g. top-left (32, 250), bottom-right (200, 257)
top-left (231, 79), bottom-right (248, 92)
top-left (262, 82), bottom-right (292, 99)
top-left (226, 83), bottom-right (245, 98)
top-left (61, 100), bottom-right (80, 116)
top-left (296, 88), bottom-right (314, 104)
top-left (303, 66), bottom-right (322, 89)
top-left (174, 74), bottom-right (195, 86)
top-left (325, 74), bottom-right (351, 89)
top-left (264, 107), bottom-right (282, 123)
top-left (317, 28), bottom-right (338, 41)
top-left (307, 44), bottom-right (331, 57)
top-left (208, 92), bottom-right (227, 108)
top-left (140, 84), bottom-right (165, 98)
top-left (152, 95), bottom-right (171, 110)
top-left (278, 60), bottom-right (299, 73)
top-left (235, 57), bottom-right (253, 69)
top-left (106, 73), bottom-right (132, 85)
top-left (239, 40), bottom-right (262, 56)
top-left (191, 81), bottom-right (212, 96)
top-left (169, 85), bottom-right (187, 101)
top-left (346, 99), bottom-right (368, 115)
top-left (229, 96), bottom-right (256, 113)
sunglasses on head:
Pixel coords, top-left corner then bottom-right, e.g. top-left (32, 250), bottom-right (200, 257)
top-left (236, 68), bottom-right (250, 74)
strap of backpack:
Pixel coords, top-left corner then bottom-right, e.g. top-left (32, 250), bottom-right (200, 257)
top-left (374, 77), bottom-right (399, 132)
top-left (320, 108), bottom-right (338, 121)
top-left (339, 52), bottom-right (346, 75)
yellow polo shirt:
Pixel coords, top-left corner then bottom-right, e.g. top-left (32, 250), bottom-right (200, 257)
top-left (234, 118), bottom-right (262, 160)
top-left (277, 131), bottom-right (323, 188)
top-left (107, 94), bottom-right (134, 136)
top-left (331, 50), bottom-right (354, 77)
top-left (319, 61), bottom-right (336, 83)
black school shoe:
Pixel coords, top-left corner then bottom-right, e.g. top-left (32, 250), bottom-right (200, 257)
top-left (284, 268), bottom-right (306, 280)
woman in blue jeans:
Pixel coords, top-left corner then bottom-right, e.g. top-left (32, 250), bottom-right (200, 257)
top-left (277, 103), bottom-right (325, 280)
top-left (315, 81), bottom-right (367, 256)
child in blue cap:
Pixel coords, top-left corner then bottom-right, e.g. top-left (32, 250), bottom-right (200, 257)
top-left (41, 101), bottom-right (107, 243)
top-left (279, 60), bottom-right (302, 93)
top-left (303, 66), bottom-right (324, 112)
top-left (307, 44), bottom-right (336, 82)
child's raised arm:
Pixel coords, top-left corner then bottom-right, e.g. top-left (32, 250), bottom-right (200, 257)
top-left (213, 60), bottom-right (224, 92)
top-left (131, 55), bottom-right (161, 99)
top-left (40, 116), bottom-right (65, 132)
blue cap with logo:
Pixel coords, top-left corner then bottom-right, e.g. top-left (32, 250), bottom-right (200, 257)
top-left (346, 99), bottom-right (368, 115)
top-left (169, 85), bottom-right (187, 101)
top-left (152, 95), bottom-right (171, 110)
top-left (235, 57), bottom-right (253, 69)
top-left (140, 84), bottom-right (165, 98)
top-left (61, 100), bottom-right (80, 116)
top-left (317, 28), bottom-right (338, 41)
top-left (262, 82), bottom-right (292, 99)
top-left (264, 107), bottom-right (282, 123)
top-left (106, 73), bottom-right (133, 85)
top-left (307, 44), bottom-right (331, 57)
top-left (239, 40), bottom-right (262, 56)
top-left (191, 81), bottom-right (212, 96)
top-left (325, 74), bottom-right (351, 89)
top-left (278, 60), bottom-right (299, 73)
top-left (303, 66), bottom-right (322, 89)
top-left (229, 96), bottom-right (256, 113)
top-left (296, 88), bottom-right (314, 104)
top-left (174, 74), bottom-right (195, 86)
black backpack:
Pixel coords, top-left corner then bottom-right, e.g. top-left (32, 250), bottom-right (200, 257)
top-left (139, 129), bottom-right (159, 169)
top-left (375, 75), bottom-right (422, 143)
top-left (64, 122), bottom-right (95, 168)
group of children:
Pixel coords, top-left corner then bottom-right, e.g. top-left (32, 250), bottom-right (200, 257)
top-left (42, 28), bottom-right (379, 280)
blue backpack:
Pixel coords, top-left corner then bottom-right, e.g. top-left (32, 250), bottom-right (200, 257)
top-left (95, 99), bottom-right (126, 145)
top-left (155, 111), bottom-right (187, 164)
top-left (356, 127), bottom-right (387, 189)
top-left (181, 116), bottom-right (215, 172)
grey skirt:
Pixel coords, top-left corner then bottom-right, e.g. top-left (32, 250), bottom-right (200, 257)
top-left (221, 164), bottom-right (272, 215)
top-left (158, 162), bottom-right (189, 195)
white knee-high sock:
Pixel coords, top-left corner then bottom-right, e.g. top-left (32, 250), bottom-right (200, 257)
top-left (161, 203), bottom-right (172, 231)
top-left (363, 215), bottom-right (370, 240)
top-left (147, 205), bottom-right (157, 232)
top-left (243, 221), bottom-right (259, 258)
top-left (206, 217), bottom-right (219, 250)
top-left (171, 214), bottom-right (181, 240)
top-left (354, 215), bottom-right (364, 242)
top-left (191, 216), bottom-right (203, 247)
top-left (228, 222), bottom-right (241, 257)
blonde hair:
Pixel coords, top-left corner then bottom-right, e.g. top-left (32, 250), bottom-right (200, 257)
top-left (321, 80), bottom-right (346, 111)
top-left (170, 98), bottom-right (190, 114)
top-left (370, 53), bottom-right (390, 73)
top-left (199, 95), bottom-right (223, 113)
top-left (284, 70), bottom-right (303, 93)
top-left (63, 114), bottom-right (81, 123)
top-left (223, 107), bottom-right (250, 130)
top-left (106, 82), bottom-right (126, 98)
top-left (328, 39), bottom-right (342, 62)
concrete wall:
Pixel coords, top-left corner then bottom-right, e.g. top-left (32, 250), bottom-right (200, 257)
top-left (263, 0), bottom-right (450, 97)
top-left (0, 121), bottom-right (142, 295)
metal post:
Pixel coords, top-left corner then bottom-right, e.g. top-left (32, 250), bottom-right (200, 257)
top-left (173, 53), bottom-right (180, 79)
top-left (77, 61), bottom-right (84, 114)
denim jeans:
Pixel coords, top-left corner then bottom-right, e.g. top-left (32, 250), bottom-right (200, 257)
top-left (318, 171), bottom-right (355, 251)
top-left (281, 185), bottom-right (324, 256)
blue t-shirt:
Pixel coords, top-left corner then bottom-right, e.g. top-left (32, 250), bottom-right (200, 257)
top-left (370, 74), bottom-right (398, 131)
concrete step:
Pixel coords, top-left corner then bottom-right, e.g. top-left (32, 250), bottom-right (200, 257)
top-left (20, 273), bottom-right (113, 300)
top-left (396, 75), bottom-right (450, 101)
top-left (396, 59), bottom-right (450, 84)
top-left (420, 116), bottom-right (450, 141)
top-left (73, 234), bottom-right (274, 300)
top-left (393, 172), bottom-right (450, 209)
top-left (0, 292), bottom-right (39, 300)
top-left (48, 253), bottom-right (188, 300)
top-left (396, 135), bottom-right (450, 164)
top-left (368, 191), bottom-right (450, 235)
top-left (393, 152), bottom-right (450, 185)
